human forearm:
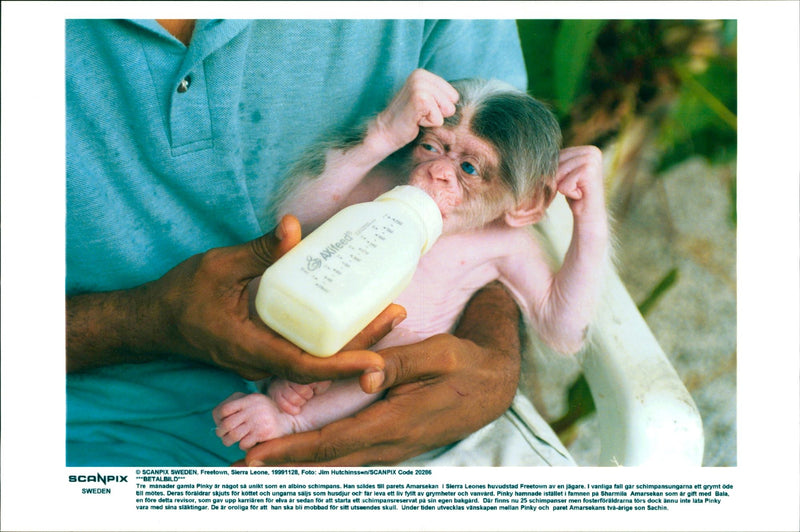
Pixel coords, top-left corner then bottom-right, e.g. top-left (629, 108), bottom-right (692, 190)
top-left (451, 281), bottom-right (522, 417)
top-left (66, 285), bottom-right (168, 373)
top-left (66, 217), bottom-right (399, 381)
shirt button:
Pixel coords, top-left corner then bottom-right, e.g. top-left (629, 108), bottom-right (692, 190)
top-left (177, 75), bottom-right (191, 93)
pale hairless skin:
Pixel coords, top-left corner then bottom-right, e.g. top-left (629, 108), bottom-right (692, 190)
top-left (67, 22), bottom-right (530, 467)
top-left (213, 70), bottom-right (609, 454)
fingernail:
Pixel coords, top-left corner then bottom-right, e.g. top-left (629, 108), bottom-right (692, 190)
top-left (391, 315), bottom-right (406, 329)
top-left (248, 459), bottom-right (266, 467)
top-left (275, 220), bottom-right (287, 241)
top-left (363, 367), bottom-right (385, 392)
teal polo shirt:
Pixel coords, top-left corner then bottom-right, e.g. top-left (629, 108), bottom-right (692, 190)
top-left (66, 19), bottom-right (526, 465)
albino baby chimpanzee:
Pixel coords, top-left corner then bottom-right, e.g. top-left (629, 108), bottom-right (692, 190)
top-left (213, 70), bottom-right (609, 450)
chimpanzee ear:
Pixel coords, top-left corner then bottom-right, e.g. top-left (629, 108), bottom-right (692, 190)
top-left (504, 197), bottom-right (547, 227)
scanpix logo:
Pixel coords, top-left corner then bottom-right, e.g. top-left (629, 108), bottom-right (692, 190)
top-left (68, 473), bottom-right (128, 484)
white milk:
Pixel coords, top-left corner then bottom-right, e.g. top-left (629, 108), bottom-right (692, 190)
top-left (255, 185), bottom-right (443, 357)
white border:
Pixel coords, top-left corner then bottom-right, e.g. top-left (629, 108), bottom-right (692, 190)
top-left (2, 2), bottom-right (799, 531)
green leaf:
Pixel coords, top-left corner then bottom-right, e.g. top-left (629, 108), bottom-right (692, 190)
top-left (638, 268), bottom-right (679, 316)
top-left (517, 20), bottom-right (560, 103)
top-left (553, 20), bottom-right (608, 113)
top-left (551, 374), bottom-right (596, 436)
top-left (656, 56), bottom-right (737, 172)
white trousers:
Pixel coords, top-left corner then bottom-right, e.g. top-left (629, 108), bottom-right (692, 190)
top-left (401, 391), bottom-right (576, 467)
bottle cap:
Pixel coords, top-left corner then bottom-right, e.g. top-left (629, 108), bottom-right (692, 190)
top-left (375, 186), bottom-right (443, 254)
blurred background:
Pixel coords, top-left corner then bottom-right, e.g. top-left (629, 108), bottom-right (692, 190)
top-left (516, 20), bottom-right (737, 466)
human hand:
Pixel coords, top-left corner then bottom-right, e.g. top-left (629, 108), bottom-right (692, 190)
top-left (241, 281), bottom-right (521, 466)
top-left (371, 69), bottom-right (459, 153)
top-left (556, 146), bottom-right (606, 221)
top-left (128, 214), bottom-right (404, 381)
top-left (66, 216), bottom-right (404, 377)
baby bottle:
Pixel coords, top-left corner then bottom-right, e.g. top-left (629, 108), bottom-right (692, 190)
top-left (255, 185), bottom-right (443, 357)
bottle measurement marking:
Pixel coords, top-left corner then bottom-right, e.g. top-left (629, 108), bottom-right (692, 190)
top-left (300, 214), bottom-right (407, 293)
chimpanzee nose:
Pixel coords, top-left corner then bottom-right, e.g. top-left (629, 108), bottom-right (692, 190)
top-left (429, 160), bottom-right (456, 183)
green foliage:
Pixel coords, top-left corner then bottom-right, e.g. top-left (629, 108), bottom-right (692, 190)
top-left (516, 19), bottom-right (737, 173)
top-left (656, 58), bottom-right (737, 172)
top-left (551, 374), bottom-right (596, 438)
top-left (553, 20), bottom-right (608, 114)
top-left (638, 268), bottom-right (680, 317)
top-left (518, 20), bottom-right (608, 116)
top-left (517, 20), bottom-right (560, 104)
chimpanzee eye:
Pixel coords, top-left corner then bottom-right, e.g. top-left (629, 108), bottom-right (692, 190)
top-left (461, 162), bottom-right (478, 175)
top-left (422, 143), bottom-right (437, 152)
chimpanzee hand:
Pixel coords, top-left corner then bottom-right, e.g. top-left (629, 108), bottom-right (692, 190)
top-left (371, 69), bottom-right (460, 154)
top-left (556, 145), bottom-right (606, 222)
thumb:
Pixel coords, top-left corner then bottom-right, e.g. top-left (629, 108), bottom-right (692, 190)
top-left (239, 215), bottom-right (302, 278)
top-left (557, 174), bottom-right (583, 201)
top-left (359, 335), bottom-right (447, 394)
top-left (418, 106), bottom-right (444, 128)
